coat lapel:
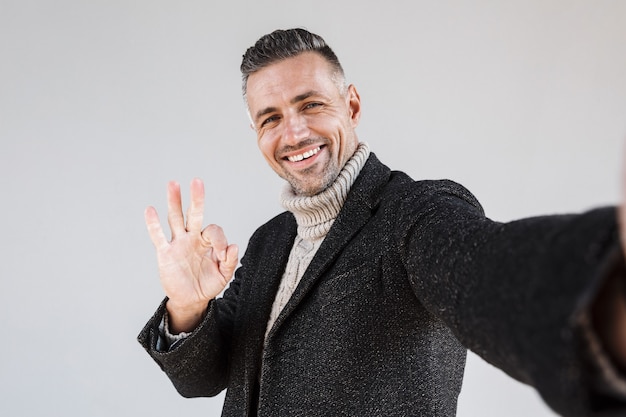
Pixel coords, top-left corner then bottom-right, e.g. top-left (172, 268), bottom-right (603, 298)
top-left (238, 213), bottom-right (297, 413)
top-left (243, 213), bottom-right (297, 344)
top-left (265, 154), bottom-right (391, 340)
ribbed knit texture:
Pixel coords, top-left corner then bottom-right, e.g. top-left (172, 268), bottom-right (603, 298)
top-left (280, 142), bottom-right (371, 240)
top-left (265, 142), bottom-right (370, 337)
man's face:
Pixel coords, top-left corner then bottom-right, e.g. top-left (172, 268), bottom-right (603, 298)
top-left (246, 52), bottom-right (361, 196)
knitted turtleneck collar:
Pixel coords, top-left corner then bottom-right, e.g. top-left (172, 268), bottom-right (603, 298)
top-left (280, 142), bottom-right (371, 240)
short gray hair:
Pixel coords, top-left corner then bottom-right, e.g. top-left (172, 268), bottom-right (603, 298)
top-left (240, 28), bottom-right (346, 101)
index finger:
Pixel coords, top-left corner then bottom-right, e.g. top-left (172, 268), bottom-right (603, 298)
top-left (201, 224), bottom-right (228, 262)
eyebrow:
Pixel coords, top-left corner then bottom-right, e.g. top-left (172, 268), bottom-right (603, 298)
top-left (254, 90), bottom-right (320, 123)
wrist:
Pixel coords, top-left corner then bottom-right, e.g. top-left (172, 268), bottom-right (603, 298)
top-left (165, 299), bottom-right (209, 334)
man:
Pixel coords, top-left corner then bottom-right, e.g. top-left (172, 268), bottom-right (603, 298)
top-left (139, 28), bottom-right (626, 416)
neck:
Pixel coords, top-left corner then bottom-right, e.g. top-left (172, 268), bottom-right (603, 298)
top-left (281, 142), bottom-right (370, 240)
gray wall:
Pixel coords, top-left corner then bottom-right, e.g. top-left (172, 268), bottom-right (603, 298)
top-left (1, 1), bottom-right (625, 416)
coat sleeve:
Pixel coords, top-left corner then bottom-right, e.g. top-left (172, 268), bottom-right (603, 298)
top-left (395, 179), bottom-right (626, 416)
top-left (136, 266), bottom-right (243, 398)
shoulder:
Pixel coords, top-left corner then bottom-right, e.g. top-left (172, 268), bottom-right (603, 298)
top-left (383, 170), bottom-right (484, 216)
top-left (361, 153), bottom-right (482, 210)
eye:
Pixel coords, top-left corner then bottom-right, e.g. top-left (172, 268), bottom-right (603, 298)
top-left (260, 115), bottom-right (280, 128)
top-left (303, 102), bottom-right (322, 110)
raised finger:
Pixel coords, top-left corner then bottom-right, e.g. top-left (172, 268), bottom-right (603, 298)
top-left (166, 181), bottom-right (186, 239)
top-left (185, 178), bottom-right (205, 233)
top-left (201, 224), bottom-right (228, 261)
top-left (144, 206), bottom-right (169, 251)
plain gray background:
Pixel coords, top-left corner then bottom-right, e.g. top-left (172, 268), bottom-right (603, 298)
top-left (1, 1), bottom-right (625, 416)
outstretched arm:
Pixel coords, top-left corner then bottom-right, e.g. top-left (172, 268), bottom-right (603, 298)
top-left (144, 178), bottom-right (239, 333)
top-left (592, 163), bottom-right (626, 372)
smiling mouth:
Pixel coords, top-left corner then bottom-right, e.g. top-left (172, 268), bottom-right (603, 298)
top-left (286, 146), bottom-right (322, 162)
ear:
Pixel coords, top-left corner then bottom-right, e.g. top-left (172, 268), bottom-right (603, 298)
top-left (246, 108), bottom-right (257, 132)
top-left (346, 84), bottom-right (361, 128)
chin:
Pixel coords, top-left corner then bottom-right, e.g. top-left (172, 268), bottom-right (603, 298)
top-left (288, 184), bottom-right (319, 197)
top-left (283, 160), bottom-right (341, 196)
top-left (292, 176), bottom-right (337, 197)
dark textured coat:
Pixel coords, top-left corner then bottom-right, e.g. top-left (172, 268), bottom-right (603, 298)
top-left (139, 154), bottom-right (624, 416)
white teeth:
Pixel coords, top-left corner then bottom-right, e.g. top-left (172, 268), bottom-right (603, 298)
top-left (287, 146), bottom-right (321, 162)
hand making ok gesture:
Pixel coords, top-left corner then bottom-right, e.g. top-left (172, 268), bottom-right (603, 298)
top-left (144, 178), bottom-right (239, 333)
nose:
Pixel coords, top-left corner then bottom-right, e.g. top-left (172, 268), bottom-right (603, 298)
top-left (282, 112), bottom-right (309, 144)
